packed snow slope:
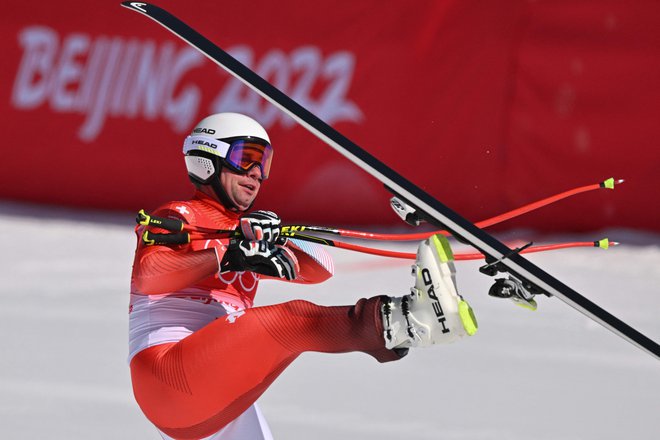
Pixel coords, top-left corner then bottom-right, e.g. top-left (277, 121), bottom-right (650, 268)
top-left (1, 201), bottom-right (658, 439)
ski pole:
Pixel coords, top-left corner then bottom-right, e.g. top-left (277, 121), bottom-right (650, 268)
top-left (306, 178), bottom-right (623, 242)
top-left (141, 228), bottom-right (616, 261)
top-left (136, 178), bottom-right (623, 245)
top-left (137, 210), bottom-right (236, 235)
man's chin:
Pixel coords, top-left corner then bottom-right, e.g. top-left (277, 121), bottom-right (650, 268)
top-left (235, 197), bottom-right (256, 211)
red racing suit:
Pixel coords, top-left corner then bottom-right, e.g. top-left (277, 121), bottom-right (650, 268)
top-left (128, 191), bottom-right (402, 440)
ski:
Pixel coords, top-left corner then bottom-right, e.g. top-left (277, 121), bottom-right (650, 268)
top-left (121, 2), bottom-right (660, 361)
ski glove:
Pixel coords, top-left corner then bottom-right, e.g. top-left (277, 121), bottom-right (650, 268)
top-left (220, 239), bottom-right (298, 280)
top-left (239, 210), bottom-right (282, 243)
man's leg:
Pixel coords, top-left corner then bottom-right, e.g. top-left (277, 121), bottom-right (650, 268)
top-left (132, 235), bottom-right (476, 440)
top-left (131, 296), bottom-right (398, 440)
top-left (157, 404), bottom-right (273, 440)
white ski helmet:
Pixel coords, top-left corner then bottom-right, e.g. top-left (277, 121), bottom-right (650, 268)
top-left (183, 113), bottom-right (273, 208)
top-left (189, 112), bottom-right (270, 143)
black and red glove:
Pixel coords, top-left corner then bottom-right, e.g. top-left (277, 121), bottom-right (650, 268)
top-left (239, 210), bottom-right (282, 243)
top-left (220, 238), bottom-right (298, 280)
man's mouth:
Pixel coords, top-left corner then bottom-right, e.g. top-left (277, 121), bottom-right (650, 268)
top-left (240, 182), bottom-right (257, 192)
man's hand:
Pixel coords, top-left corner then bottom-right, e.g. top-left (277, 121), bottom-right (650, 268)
top-left (239, 210), bottom-right (282, 243)
top-left (220, 239), bottom-right (298, 280)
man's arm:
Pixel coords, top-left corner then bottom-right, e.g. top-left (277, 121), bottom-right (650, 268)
top-left (238, 210), bottom-right (334, 284)
top-left (132, 245), bottom-right (220, 295)
top-left (284, 240), bottom-right (334, 284)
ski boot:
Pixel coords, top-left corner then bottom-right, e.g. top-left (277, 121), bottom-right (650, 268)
top-left (382, 234), bottom-right (478, 349)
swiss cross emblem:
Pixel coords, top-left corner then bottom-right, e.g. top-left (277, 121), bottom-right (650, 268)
top-left (175, 206), bottom-right (190, 215)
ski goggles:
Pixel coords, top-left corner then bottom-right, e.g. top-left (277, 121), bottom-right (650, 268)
top-left (183, 134), bottom-right (273, 179)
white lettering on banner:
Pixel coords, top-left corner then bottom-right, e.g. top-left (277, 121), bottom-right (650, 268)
top-left (212, 45), bottom-right (364, 128)
top-left (12, 26), bottom-right (58, 109)
top-left (11, 26), bottom-right (364, 141)
top-left (12, 26), bottom-right (204, 141)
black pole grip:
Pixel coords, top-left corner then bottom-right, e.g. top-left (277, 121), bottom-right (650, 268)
top-left (142, 231), bottom-right (190, 246)
top-left (136, 209), bottom-right (185, 231)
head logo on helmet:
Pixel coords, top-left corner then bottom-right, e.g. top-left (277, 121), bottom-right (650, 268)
top-left (183, 113), bottom-right (273, 210)
top-left (193, 127), bottom-right (216, 135)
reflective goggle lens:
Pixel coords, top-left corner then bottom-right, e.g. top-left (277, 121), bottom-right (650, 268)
top-left (225, 140), bottom-right (273, 179)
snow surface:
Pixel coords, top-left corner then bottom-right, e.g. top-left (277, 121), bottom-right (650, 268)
top-left (0, 201), bottom-right (658, 440)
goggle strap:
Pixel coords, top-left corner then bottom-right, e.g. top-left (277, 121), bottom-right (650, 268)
top-left (182, 135), bottom-right (230, 157)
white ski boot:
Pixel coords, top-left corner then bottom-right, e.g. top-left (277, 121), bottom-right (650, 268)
top-left (382, 234), bottom-right (477, 349)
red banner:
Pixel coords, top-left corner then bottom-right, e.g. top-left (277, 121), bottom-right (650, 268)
top-left (1, 1), bottom-right (658, 231)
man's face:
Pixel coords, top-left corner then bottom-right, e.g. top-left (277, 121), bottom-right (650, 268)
top-left (219, 166), bottom-right (262, 211)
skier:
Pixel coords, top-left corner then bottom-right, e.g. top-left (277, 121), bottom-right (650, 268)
top-left (128, 112), bottom-right (478, 440)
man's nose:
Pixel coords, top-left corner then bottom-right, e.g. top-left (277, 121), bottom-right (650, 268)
top-left (247, 165), bottom-right (262, 180)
